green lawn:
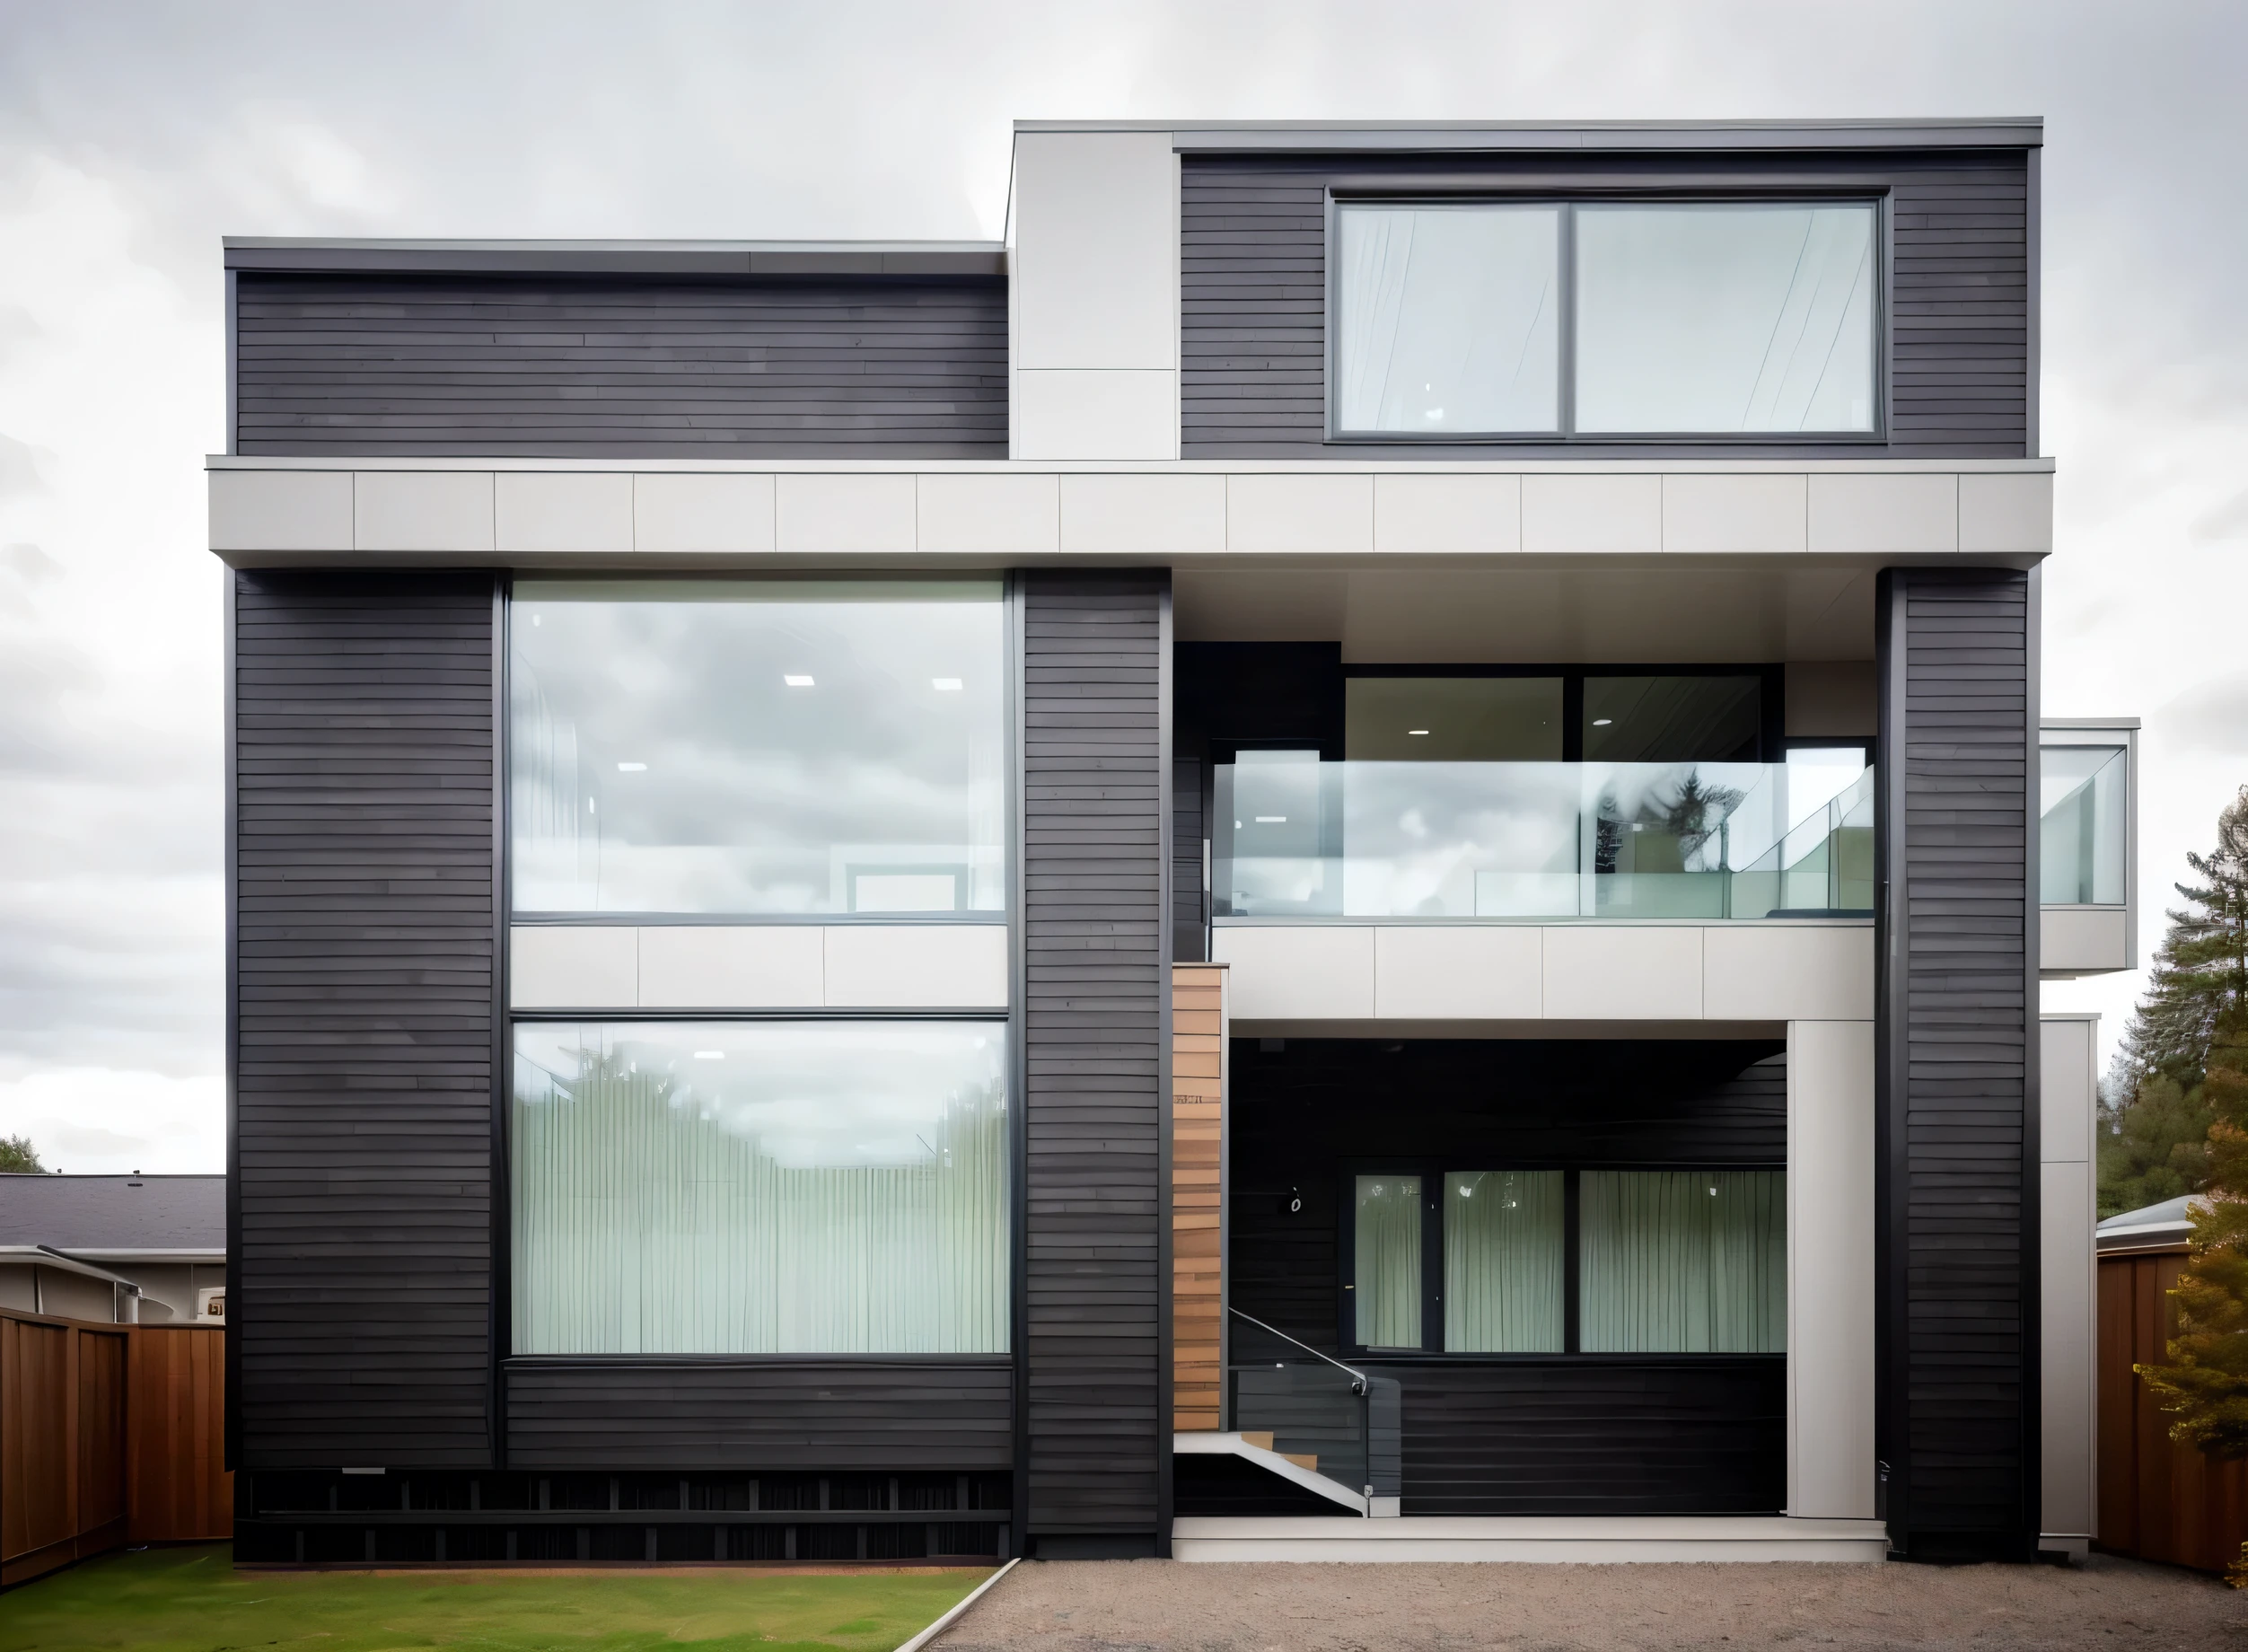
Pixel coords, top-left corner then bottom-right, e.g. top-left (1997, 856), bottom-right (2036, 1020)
top-left (0, 1546), bottom-right (993, 1652)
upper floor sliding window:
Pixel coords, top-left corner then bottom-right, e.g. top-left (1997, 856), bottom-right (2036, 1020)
top-left (1332, 199), bottom-right (1880, 440)
top-left (511, 580), bottom-right (1006, 918)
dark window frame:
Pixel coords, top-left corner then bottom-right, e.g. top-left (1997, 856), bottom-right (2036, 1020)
top-left (1337, 1158), bottom-right (1783, 1361)
top-left (1338, 663), bottom-right (1787, 764)
top-left (1323, 190), bottom-right (1892, 446)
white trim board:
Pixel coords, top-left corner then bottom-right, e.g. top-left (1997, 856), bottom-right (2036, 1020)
top-left (1171, 1516), bottom-right (1890, 1563)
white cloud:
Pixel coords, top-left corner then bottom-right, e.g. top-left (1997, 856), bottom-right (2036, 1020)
top-left (0, 1068), bottom-right (223, 1174)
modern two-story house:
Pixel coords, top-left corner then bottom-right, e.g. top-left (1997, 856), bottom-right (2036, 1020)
top-left (210, 119), bottom-right (2136, 1567)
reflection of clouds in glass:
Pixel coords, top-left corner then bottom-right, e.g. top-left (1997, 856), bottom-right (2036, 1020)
top-left (511, 583), bottom-right (1005, 913)
top-left (514, 1021), bottom-right (1004, 1168)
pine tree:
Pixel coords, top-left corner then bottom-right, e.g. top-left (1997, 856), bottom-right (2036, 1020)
top-left (2099, 786), bottom-right (2248, 1217)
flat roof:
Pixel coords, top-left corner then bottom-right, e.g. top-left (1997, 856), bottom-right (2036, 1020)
top-left (1017, 117), bottom-right (2042, 151)
top-left (224, 239), bottom-right (1006, 278)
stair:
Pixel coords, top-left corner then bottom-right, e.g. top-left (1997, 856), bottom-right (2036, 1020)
top-left (1172, 1432), bottom-right (1362, 1515)
top-left (1234, 1432), bottom-right (1317, 1472)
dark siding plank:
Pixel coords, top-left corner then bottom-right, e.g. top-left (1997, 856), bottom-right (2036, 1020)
top-left (233, 570), bottom-right (496, 1470)
top-left (1879, 567), bottom-right (2035, 1560)
top-left (1021, 575), bottom-right (1167, 1547)
top-left (235, 275), bottom-right (1006, 459)
top-left (1181, 150), bottom-right (2029, 461)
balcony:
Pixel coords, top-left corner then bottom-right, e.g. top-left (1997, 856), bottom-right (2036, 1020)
top-left (1214, 755), bottom-right (1873, 923)
top-left (2041, 719), bottom-right (2138, 978)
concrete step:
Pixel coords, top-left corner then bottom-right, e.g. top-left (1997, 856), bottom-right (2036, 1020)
top-left (1172, 1515), bottom-right (1891, 1564)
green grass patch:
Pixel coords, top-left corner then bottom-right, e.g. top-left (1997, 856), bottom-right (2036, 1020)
top-left (0, 1545), bottom-right (993, 1652)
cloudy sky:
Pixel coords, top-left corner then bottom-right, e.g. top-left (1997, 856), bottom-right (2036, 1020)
top-left (0, 1), bottom-right (2242, 1171)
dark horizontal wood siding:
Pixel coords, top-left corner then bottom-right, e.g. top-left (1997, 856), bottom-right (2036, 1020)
top-left (1020, 574), bottom-right (1168, 1547)
top-left (1228, 1038), bottom-right (1785, 1512)
top-left (1181, 148), bottom-right (2029, 460)
top-left (1381, 1358), bottom-right (1785, 1516)
top-left (505, 1362), bottom-right (1014, 1470)
top-left (235, 274), bottom-right (1006, 458)
top-left (233, 570), bottom-right (496, 1469)
top-left (1877, 566), bottom-right (2037, 1560)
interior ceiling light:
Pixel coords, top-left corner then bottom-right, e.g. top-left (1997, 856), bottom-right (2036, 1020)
top-left (694, 1050), bottom-right (725, 1060)
top-left (1254, 815), bottom-right (1286, 823)
top-left (1593, 717), bottom-right (1613, 725)
top-left (784, 674), bottom-right (814, 688)
top-left (616, 761), bottom-right (646, 772)
top-left (1409, 729), bottom-right (1430, 735)
top-left (933, 677), bottom-right (963, 691)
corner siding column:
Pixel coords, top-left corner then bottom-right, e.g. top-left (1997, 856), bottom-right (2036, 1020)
top-left (1019, 572), bottom-right (1170, 1555)
top-left (1875, 566), bottom-right (2041, 1560)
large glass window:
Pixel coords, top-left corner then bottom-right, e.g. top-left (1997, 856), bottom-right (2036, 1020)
top-left (2041, 745), bottom-right (2128, 905)
top-left (1334, 205), bottom-right (1561, 435)
top-left (511, 580), bottom-right (1005, 916)
top-left (1333, 199), bottom-right (1879, 438)
top-left (1576, 205), bottom-right (1877, 434)
top-left (512, 1021), bottom-right (1008, 1355)
top-left (1353, 1174), bottom-right (1423, 1349)
top-left (1578, 1171), bottom-right (1786, 1353)
top-left (1444, 1171), bottom-right (1564, 1352)
top-left (1345, 677), bottom-right (1564, 761)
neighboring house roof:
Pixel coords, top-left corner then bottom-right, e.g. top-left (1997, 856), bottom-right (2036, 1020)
top-left (2096, 1194), bottom-right (2203, 1253)
top-left (0, 1173), bottom-right (224, 1261)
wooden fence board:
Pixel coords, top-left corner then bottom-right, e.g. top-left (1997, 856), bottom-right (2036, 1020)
top-left (2095, 1249), bottom-right (2248, 1573)
top-left (0, 1312), bottom-right (228, 1586)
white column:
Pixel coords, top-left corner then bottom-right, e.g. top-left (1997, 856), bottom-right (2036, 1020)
top-left (2039, 1014), bottom-right (2099, 1550)
top-left (1787, 1020), bottom-right (1877, 1517)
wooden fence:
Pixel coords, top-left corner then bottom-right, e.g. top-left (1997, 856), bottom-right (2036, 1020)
top-left (2096, 1248), bottom-right (2248, 1573)
top-left (0, 1312), bottom-right (230, 1587)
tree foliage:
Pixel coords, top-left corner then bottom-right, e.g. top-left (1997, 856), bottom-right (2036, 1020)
top-left (2099, 786), bottom-right (2248, 1217)
top-left (0, 1134), bottom-right (42, 1173)
top-left (2132, 790), bottom-right (2248, 1516)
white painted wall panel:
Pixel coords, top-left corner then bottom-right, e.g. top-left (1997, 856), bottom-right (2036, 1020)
top-left (209, 469), bottom-right (354, 553)
top-left (637, 926), bottom-right (824, 1008)
top-left (2039, 1015), bottom-right (2099, 1542)
top-left (495, 472), bottom-right (633, 555)
top-left (1012, 131), bottom-right (1178, 370)
top-left (1373, 927), bottom-right (1541, 1019)
top-left (353, 470), bottom-right (495, 553)
top-left (918, 472), bottom-right (1059, 555)
top-left (512, 927), bottom-right (637, 1009)
top-left (1960, 471), bottom-right (2054, 555)
top-left (1703, 927), bottom-right (1875, 1022)
top-left (1058, 473), bottom-right (1225, 555)
top-left (775, 473), bottom-right (918, 555)
top-left (1787, 1019), bottom-right (1877, 1519)
top-left (1214, 926), bottom-right (1375, 1021)
top-left (1540, 926), bottom-right (1702, 1019)
top-left (1662, 474), bottom-right (1807, 555)
top-left (1014, 372), bottom-right (1178, 461)
top-left (822, 925), bottom-right (1008, 1008)
top-left (633, 472), bottom-right (777, 554)
top-left (1521, 475), bottom-right (1663, 555)
top-left (2042, 907), bottom-right (2129, 976)
top-left (1227, 474), bottom-right (1374, 555)
top-left (1373, 473), bottom-right (1522, 554)
top-left (1806, 473), bottom-right (1957, 554)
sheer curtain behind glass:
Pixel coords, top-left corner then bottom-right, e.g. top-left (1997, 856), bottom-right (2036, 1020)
top-left (1576, 204), bottom-right (1876, 433)
top-left (513, 1022), bottom-right (1007, 1355)
top-left (1354, 1174), bottom-right (1422, 1348)
top-left (1335, 206), bottom-right (1559, 435)
top-left (1579, 1170), bottom-right (1785, 1352)
top-left (512, 580), bottom-right (1005, 915)
top-left (1445, 1171), bottom-right (1564, 1352)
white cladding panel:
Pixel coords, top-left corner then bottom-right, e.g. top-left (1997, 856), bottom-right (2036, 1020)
top-left (209, 468), bottom-right (353, 552)
top-left (1787, 1019), bottom-right (1877, 1518)
top-left (1013, 372), bottom-right (1179, 461)
top-left (633, 472), bottom-right (777, 554)
top-left (511, 926), bottom-right (1006, 1011)
top-left (2042, 906), bottom-right (2129, 977)
top-left (352, 470), bottom-right (495, 553)
top-left (1012, 130), bottom-right (1179, 371)
top-left (1217, 923), bottom-right (1871, 1024)
top-left (512, 926), bottom-right (637, 1008)
top-left (496, 472), bottom-right (634, 555)
top-left (2039, 1015), bottom-right (2099, 1542)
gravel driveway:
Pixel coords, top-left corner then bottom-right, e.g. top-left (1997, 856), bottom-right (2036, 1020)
top-left (936, 1555), bottom-right (2244, 1650)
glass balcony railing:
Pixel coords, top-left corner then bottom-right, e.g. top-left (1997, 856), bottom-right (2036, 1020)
top-left (1214, 757), bottom-right (1874, 921)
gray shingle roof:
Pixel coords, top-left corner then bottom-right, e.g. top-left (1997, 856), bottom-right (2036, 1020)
top-left (0, 1173), bottom-right (224, 1252)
